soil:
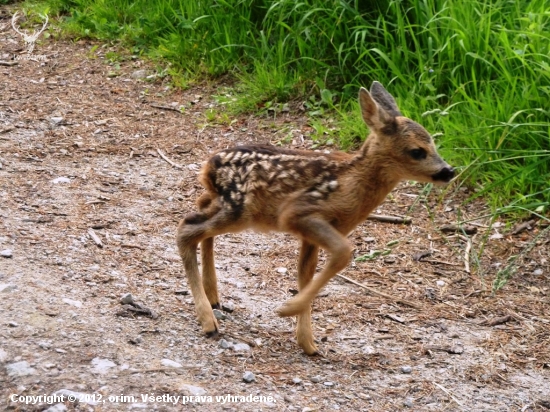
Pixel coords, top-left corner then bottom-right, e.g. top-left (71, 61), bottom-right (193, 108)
top-left (1, 8), bottom-right (549, 412)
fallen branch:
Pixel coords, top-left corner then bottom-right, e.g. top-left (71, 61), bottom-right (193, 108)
top-left (150, 103), bottom-right (182, 113)
top-left (511, 219), bottom-right (536, 235)
top-left (368, 214), bottom-right (411, 225)
top-left (336, 273), bottom-right (421, 309)
top-left (439, 224), bottom-right (478, 235)
top-left (156, 148), bottom-right (183, 169)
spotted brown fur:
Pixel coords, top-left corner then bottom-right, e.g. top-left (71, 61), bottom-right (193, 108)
top-left (176, 82), bottom-right (455, 355)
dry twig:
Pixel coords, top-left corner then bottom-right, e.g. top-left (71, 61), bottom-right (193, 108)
top-left (87, 228), bottom-right (103, 248)
top-left (336, 273), bottom-right (421, 309)
top-left (368, 214), bottom-right (412, 224)
top-left (157, 148), bottom-right (184, 170)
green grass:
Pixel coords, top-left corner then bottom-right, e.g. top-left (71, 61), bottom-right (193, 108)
top-left (23, 0), bottom-right (550, 216)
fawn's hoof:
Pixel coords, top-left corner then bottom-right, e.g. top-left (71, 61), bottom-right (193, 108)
top-left (211, 302), bottom-right (221, 310)
top-left (205, 327), bottom-right (219, 338)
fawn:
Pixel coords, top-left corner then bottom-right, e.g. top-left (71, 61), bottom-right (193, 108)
top-left (177, 82), bottom-right (454, 355)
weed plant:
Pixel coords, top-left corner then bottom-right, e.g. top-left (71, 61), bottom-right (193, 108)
top-left (35, 0), bottom-right (550, 214)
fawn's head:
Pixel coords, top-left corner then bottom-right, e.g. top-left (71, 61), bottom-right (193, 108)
top-left (359, 82), bottom-right (454, 185)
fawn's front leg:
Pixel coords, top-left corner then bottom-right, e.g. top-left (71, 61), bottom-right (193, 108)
top-left (278, 217), bottom-right (352, 317)
top-left (296, 241), bottom-right (320, 355)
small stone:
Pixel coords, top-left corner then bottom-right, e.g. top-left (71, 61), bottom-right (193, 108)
top-left (44, 404), bottom-right (68, 412)
top-left (403, 397), bottom-right (414, 408)
top-left (401, 365), bottom-right (412, 374)
top-left (222, 301), bottom-right (235, 313)
top-left (8, 321), bottom-right (18, 327)
top-left (292, 377), bottom-right (302, 384)
top-left (52, 176), bottom-right (71, 184)
top-left (6, 361), bottom-right (36, 377)
top-left (0, 249), bottom-right (13, 258)
top-left (0, 284), bottom-right (17, 293)
top-left (91, 358), bottom-right (116, 374)
top-left (323, 381), bottom-right (334, 387)
top-left (534, 269), bottom-right (543, 276)
top-left (213, 309), bottom-right (226, 320)
top-left (120, 293), bottom-right (134, 305)
top-left (242, 371), bottom-right (255, 383)
top-left (62, 298), bottom-right (82, 308)
top-left (276, 267), bottom-right (288, 274)
top-left (361, 345), bottom-right (375, 355)
top-left (0, 348), bottom-right (9, 362)
top-left (174, 289), bottom-right (189, 295)
top-left (180, 383), bottom-right (207, 396)
top-left (436, 280), bottom-right (445, 287)
top-left (161, 359), bottom-right (182, 368)
top-left (129, 335), bottom-right (142, 345)
top-left (50, 117), bottom-right (64, 125)
top-left (131, 69), bottom-right (148, 79)
top-left (310, 375), bottom-right (321, 383)
top-left (232, 343), bottom-right (250, 352)
top-left (219, 339), bottom-right (233, 350)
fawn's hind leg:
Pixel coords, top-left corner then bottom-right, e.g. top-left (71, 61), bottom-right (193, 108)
top-left (296, 240), bottom-right (319, 355)
top-left (278, 216), bottom-right (351, 318)
top-left (201, 237), bottom-right (221, 309)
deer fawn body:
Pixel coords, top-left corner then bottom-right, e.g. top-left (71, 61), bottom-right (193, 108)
top-left (177, 82), bottom-right (454, 355)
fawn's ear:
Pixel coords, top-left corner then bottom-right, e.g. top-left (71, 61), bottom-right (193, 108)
top-left (369, 81), bottom-right (402, 117)
top-left (359, 87), bottom-right (394, 130)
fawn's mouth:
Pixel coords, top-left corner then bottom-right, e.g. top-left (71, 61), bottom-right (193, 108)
top-left (431, 166), bottom-right (455, 184)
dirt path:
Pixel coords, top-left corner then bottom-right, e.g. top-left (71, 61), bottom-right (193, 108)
top-left (1, 9), bottom-right (549, 412)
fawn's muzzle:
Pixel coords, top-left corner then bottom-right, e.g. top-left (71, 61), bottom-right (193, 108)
top-left (431, 166), bottom-right (455, 183)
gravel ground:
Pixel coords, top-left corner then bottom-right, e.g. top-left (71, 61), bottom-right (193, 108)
top-left (1, 9), bottom-right (550, 411)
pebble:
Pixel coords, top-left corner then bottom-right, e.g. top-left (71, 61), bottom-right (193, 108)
top-left (219, 339), bottom-right (233, 350)
top-left (129, 335), bottom-right (142, 345)
top-left (51, 176), bottom-right (71, 184)
top-left (91, 358), bottom-right (116, 374)
top-left (292, 377), bottom-right (302, 384)
top-left (323, 381), bottom-right (334, 387)
top-left (131, 69), bottom-right (148, 79)
top-left (50, 117), bottom-right (64, 125)
top-left (310, 375), bottom-right (322, 383)
top-left (276, 267), bottom-right (288, 274)
top-left (436, 280), bottom-right (445, 287)
top-left (44, 404), bottom-right (68, 412)
top-left (8, 321), bottom-right (18, 327)
top-left (401, 365), bottom-right (412, 374)
top-left (242, 371), bottom-right (255, 383)
top-left (6, 361), bottom-right (36, 377)
top-left (222, 301), bottom-right (235, 313)
top-left (0, 283), bottom-right (17, 293)
top-left (0, 249), bottom-right (13, 258)
top-left (232, 343), bottom-right (251, 352)
top-left (180, 383), bottom-right (207, 396)
top-left (161, 358), bottom-right (182, 368)
top-left (0, 348), bottom-right (9, 362)
top-left (62, 298), bottom-right (82, 308)
top-left (120, 293), bottom-right (135, 305)
top-left (403, 397), bottom-right (414, 408)
top-left (534, 269), bottom-right (543, 276)
top-left (361, 345), bottom-right (375, 355)
top-left (213, 309), bottom-right (226, 320)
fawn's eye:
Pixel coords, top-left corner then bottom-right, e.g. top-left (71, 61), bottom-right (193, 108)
top-left (409, 148), bottom-right (427, 160)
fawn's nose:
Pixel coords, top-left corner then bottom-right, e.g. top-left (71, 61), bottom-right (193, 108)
top-left (432, 166), bottom-right (455, 183)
